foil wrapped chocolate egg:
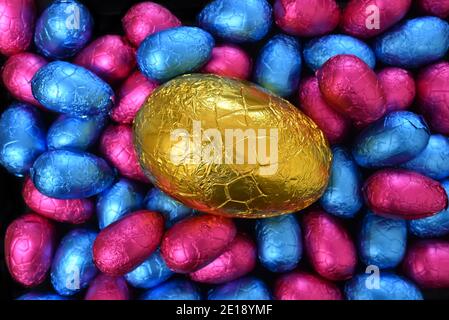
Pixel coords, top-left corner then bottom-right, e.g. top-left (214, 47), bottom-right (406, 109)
top-left (255, 214), bottom-right (302, 273)
top-left (0, 0), bottom-right (35, 56)
top-left (85, 274), bottom-right (130, 300)
top-left (274, 271), bottom-right (343, 300)
top-left (198, 0), bottom-right (272, 43)
top-left (418, 0), bottom-right (449, 18)
top-left (93, 210), bottom-right (164, 276)
top-left (378, 68), bottom-right (416, 113)
top-left (208, 277), bottom-right (272, 300)
top-left (22, 177), bottom-right (94, 224)
top-left (51, 229), bottom-right (98, 296)
top-left (201, 44), bottom-right (252, 80)
top-left (17, 292), bottom-right (67, 300)
top-left (254, 34), bottom-right (302, 97)
top-left (134, 74), bottom-right (332, 218)
top-left (274, 0), bottom-right (340, 37)
top-left (34, 0), bottom-right (93, 59)
top-left (31, 61), bottom-right (114, 117)
top-left (5, 214), bottom-right (55, 287)
top-left (304, 34), bottom-right (375, 72)
top-left (31, 150), bottom-right (115, 199)
top-left (137, 26), bottom-right (214, 82)
top-left (1, 53), bottom-right (47, 106)
top-left (317, 55), bottom-right (385, 127)
top-left (122, 1), bottom-right (181, 47)
top-left (141, 279), bottom-right (201, 300)
top-left (374, 17), bottom-right (449, 68)
top-left (363, 169), bottom-right (448, 220)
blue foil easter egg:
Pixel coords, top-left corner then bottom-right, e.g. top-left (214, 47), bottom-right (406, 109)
top-left (304, 34), bottom-right (376, 71)
top-left (400, 134), bottom-right (449, 180)
top-left (125, 250), bottom-right (174, 289)
top-left (208, 277), bottom-right (272, 300)
top-left (97, 178), bottom-right (145, 229)
top-left (17, 292), bottom-right (67, 300)
top-left (31, 149), bottom-right (115, 199)
top-left (34, 0), bottom-right (93, 59)
top-left (374, 17), bottom-right (449, 68)
top-left (144, 188), bottom-right (195, 228)
top-left (47, 115), bottom-right (107, 151)
top-left (352, 111), bottom-right (430, 168)
top-left (31, 61), bottom-right (114, 117)
top-left (254, 34), bottom-right (301, 97)
top-left (51, 229), bottom-right (98, 296)
top-left (255, 214), bottom-right (302, 272)
top-left (137, 26), bottom-right (214, 82)
top-left (140, 279), bottom-right (202, 300)
top-left (410, 179), bottom-right (449, 238)
top-left (0, 103), bottom-right (46, 177)
top-left (345, 272), bottom-right (423, 300)
top-left (359, 212), bottom-right (407, 269)
top-left (198, 0), bottom-right (271, 43)
top-left (320, 146), bottom-right (363, 218)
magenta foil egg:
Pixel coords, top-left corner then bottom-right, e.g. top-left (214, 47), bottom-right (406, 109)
top-left (85, 274), bottom-right (130, 300)
top-left (99, 124), bottom-right (148, 182)
top-left (122, 1), bottom-right (181, 47)
top-left (378, 67), bottom-right (416, 113)
top-left (189, 233), bottom-right (256, 284)
top-left (303, 210), bottom-right (357, 281)
top-left (5, 213), bottom-right (55, 287)
top-left (74, 35), bottom-right (135, 84)
top-left (22, 177), bottom-right (94, 224)
top-left (1, 53), bottom-right (47, 106)
top-left (111, 71), bottom-right (158, 124)
top-left (418, 0), bottom-right (449, 18)
top-left (0, 0), bottom-right (35, 56)
top-left (298, 76), bottom-right (351, 144)
top-left (201, 44), bottom-right (252, 80)
top-left (403, 240), bottom-right (449, 288)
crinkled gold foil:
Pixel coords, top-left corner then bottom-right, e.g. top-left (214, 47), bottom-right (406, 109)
top-left (133, 74), bottom-right (332, 218)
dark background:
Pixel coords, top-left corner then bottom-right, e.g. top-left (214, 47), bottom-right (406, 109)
top-left (1, 0), bottom-right (449, 300)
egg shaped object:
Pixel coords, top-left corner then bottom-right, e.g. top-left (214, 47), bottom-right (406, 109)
top-left (418, 0), bottom-right (449, 18)
top-left (84, 274), bottom-right (130, 300)
top-left (140, 279), bottom-right (201, 300)
top-left (208, 277), bottom-right (272, 300)
top-left (201, 44), bottom-right (252, 80)
top-left (377, 67), bottom-right (415, 113)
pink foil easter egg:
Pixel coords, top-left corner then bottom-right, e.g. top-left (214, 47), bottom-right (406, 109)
top-left (1, 52), bottom-right (47, 106)
top-left (317, 54), bottom-right (386, 127)
top-left (111, 71), bottom-right (158, 124)
top-left (99, 124), bottom-right (148, 182)
top-left (303, 210), bottom-right (357, 281)
top-left (201, 44), bottom-right (252, 80)
top-left (122, 1), bottom-right (181, 47)
top-left (5, 213), bottom-right (55, 287)
top-left (274, 0), bottom-right (340, 37)
top-left (418, 0), bottom-right (449, 18)
top-left (0, 0), bottom-right (35, 56)
top-left (85, 274), bottom-right (130, 300)
top-left (74, 35), bottom-right (135, 84)
top-left (22, 177), bottom-right (94, 224)
top-left (274, 270), bottom-right (343, 300)
top-left (378, 67), bottom-right (415, 112)
top-left (189, 233), bottom-right (256, 284)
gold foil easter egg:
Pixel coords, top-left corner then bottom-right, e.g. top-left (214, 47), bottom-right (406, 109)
top-left (133, 74), bottom-right (331, 218)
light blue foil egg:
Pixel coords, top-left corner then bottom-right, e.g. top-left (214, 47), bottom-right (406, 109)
top-left (359, 212), bottom-right (407, 269)
top-left (255, 214), bottom-right (302, 272)
top-left (320, 146), bottom-right (363, 218)
top-left (208, 277), bottom-right (272, 300)
top-left (47, 114), bottom-right (107, 151)
top-left (198, 0), bottom-right (271, 43)
top-left (125, 250), bottom-right (174, 289)
top-left (304, 34), bottom-right (376, 71)
top-left (31, 149), bottom-right (115, 199)
top-left (410, 179), bottom-right (449, 238)
top-left (51, 229), bottom-right (98, 296)
top-left (137, 26), bottom-right (214, 82)
top-left (34, 0), bottom-right (93, 59)
top-left (352, 111), bottom-right (430, 168)
top-left (254, 34), bottom-right (301, 97)
top-left (31, 61), bottom-right (114, 117)
top-left (17, 292), bottom-right (67, 300)
top-left (0, 103), bottom-right (46, 177)
top-left (144, 188), bottom-right (195, 228)
top-left (97, 178), bottom-right (144, 229)
top-left (374, 16), bottom-right (449, 68)
top-left (345, 272), bottom-right (423, 300)
top-left (400, 134), bottom-right (449, 180)
top-left (140, 279), bottom-right (202, 300)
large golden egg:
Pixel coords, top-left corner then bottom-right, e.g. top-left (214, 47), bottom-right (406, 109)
top-left (133, 74), bottom-right (331, 218)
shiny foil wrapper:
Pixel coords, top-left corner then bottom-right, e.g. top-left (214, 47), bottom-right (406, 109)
top-left (378, 67), bottom-right (415, 112)
top-left (134, 74), bottom-right (331, 218)
top-left (85, 274), bottom-right (130, 300)
top-left (418, 0), bottom-right (449, 18)
top-left (141, 279), bottom-right (201, 300)
top-left (201, 44), bottom-right (252, 80)
top-left (208, 276), bottom-right (271, 300)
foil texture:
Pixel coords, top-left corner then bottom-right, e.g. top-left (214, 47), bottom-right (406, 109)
top-left (418, 0), bottom-right (449, 18)
top-left (201, 44), bottom-right (252, 80)
top-left (17, 292), bottom-right (66, 300)
top-left (140, 279), bottom-right (201, 300)
top-left (208, 276), bottom-right (272, 300)
top-left (378, 67), bottom-right (416, 113)
top-left (85, 274), bottom-right (130, 300)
